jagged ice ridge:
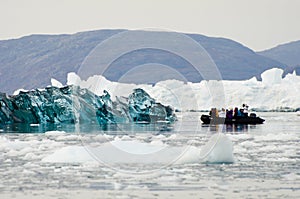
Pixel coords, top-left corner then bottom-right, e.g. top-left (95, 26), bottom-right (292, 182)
top-left (0, 86), bottom-right (176, 125)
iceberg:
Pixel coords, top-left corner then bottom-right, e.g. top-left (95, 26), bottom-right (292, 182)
top-left (0, 86), bottom-right (176, 125)
top-left (42, 133), bottom-right (234, 164)
top-left (63, 68), bottom-right (300, 112)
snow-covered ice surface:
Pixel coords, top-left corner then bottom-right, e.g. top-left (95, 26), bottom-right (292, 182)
top-left (0, 112), bottom-right (299, 198)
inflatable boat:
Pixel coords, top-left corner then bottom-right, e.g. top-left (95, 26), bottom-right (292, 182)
top-left (200, 114), bottom-right (265, 124)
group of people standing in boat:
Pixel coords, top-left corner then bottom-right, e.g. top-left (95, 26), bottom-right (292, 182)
top-left (209, 104), bottom-right (249, 119)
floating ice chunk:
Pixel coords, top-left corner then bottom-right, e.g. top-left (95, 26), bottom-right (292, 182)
top-left (120, 135), bottom-right (132, 141)
top-left (0, 138), bottom-right (30, 151)
top-left (42, 146), bottom-right (95, 163)
top-left (168, 134), bottom-right (177, 140)
top-left (40, 130), bottom-right (235, 165)
top-left (200, 133), bottom-right (234, 164)
top-left (282, 173), bottom-right (300, 181)
top-left (23, 152), bottom-right (40, 160)
top-left (154, 134), bottom-right (166, 139)
top-left (255, 133), bottom-right (295, 141)
top-left (56, 134), bottom-right (80, 141)
top-left (150, 140), bottom-right (164, 146)
top-left (45, 131), bottom-right (66, 136)
top-left (42, 135), bottom-right (234, 165)
top-left (173, 146), bottom-right (202, 164)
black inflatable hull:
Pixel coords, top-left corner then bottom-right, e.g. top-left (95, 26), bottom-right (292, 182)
top-left (200, 115), bottom-right (265, 124)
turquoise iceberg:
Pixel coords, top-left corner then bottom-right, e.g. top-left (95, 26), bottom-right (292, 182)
top-left (0, 86), bottom-right (176, 125)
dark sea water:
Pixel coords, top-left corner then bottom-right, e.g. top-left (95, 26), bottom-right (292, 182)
top-left (0, 112), bottom-right (299, 198)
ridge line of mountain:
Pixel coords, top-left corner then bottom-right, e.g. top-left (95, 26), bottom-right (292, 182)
top-left (0, 29), bottom-right (297, 94)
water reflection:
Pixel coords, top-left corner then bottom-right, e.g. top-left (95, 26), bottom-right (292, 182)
top-left (224, 124), bottom-right (249, 133)
top-left (204, 124), bottom-right (256, 133)
top-left (0, 122), bottom-right (174, 134)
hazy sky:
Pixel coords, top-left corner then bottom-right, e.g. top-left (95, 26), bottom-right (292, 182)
top-left (1, 0), bottom-right (300, 51)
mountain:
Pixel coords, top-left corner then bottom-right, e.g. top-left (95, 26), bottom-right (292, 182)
top-left (187, 34), bottom-right (286, 80)
top-left (258, 40), bottom-right (300, 75)
top-left (258, 40), bottom-right (300, 66)
top-left (0, 29), bottom-right (286, 94)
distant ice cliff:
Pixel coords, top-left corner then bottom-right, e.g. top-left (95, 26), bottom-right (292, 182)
top-left (47, 68), bottom-right (299, 112)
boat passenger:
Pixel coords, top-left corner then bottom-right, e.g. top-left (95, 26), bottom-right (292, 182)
top-left (219, 108), bottom-right (226, 118)
top-left (226, 108), bottom-right (233, 119)
top-left (238, 109), bottom-right (243, 117)
top-left (210, 108), bottom-right (218, 118)
top-left (233, 107), bottom-right (238, 118)
top-left (244, 105), bottom-right (249, 117)
top-left (240, 108), bottom-right (244, 116)
top-left (234, 107), bottom-right (243, 118)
